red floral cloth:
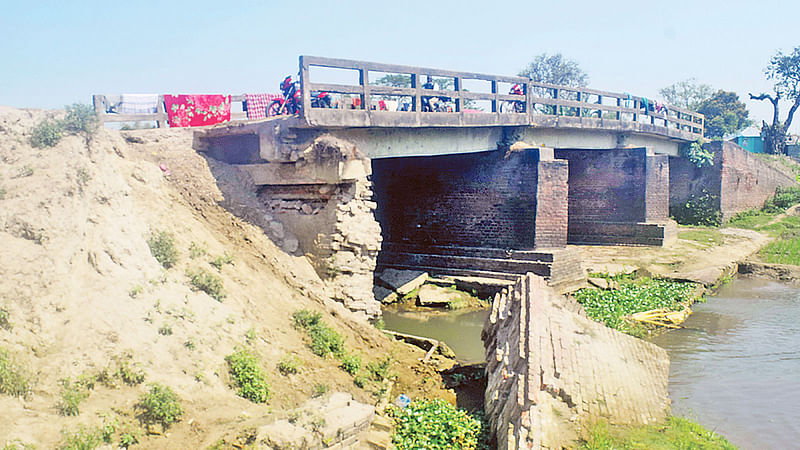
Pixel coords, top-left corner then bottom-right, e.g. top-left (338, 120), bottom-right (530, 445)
top-left (245, 93), bottom-right (282, 119)
top-left (164, 94), bottom-right (231, 127)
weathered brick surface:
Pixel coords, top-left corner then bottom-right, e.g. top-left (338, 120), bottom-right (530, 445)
top-left (645, 153), bottom-right (670, 221)
top-left (483, 274), bottom-right (670, 449)
top-left (669, 141), bottom-right (796, 220)
top-left (372, 148), bottom-right (567, 249)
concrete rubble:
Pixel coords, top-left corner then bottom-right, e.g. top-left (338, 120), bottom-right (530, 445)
top-left (375, 268), bottom-right (428, 296)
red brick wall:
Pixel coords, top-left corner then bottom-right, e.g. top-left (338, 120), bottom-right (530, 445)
top-left (645, 154), bottom-right (670, 222)
top-left (554, 148), bottom-right (648, 223)
top-left (534, 159), bottom-right (568, 248)
top-left (669, 141), bottom-right (795, 220)
top-left (372, 149), bottom-right (563, 249)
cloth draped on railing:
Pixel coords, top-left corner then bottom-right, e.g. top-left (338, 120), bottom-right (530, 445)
top-left (104, 94), bottom-right (160, 114)
top-left (163, 95), bottom-right (231, 127)
top-left (244, 93), bottom-right (282, 119)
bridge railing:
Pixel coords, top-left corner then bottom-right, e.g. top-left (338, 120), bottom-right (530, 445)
top-left (299, 56), bottom-right (704, 139)
top-left (92, 94), bottom-right (250, 127)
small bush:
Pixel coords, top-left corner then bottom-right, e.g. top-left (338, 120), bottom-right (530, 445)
top-left (136, 383), bottom-right (183, 429)
top-left (225, 348), bottom-right (270, 403)
top-left (312, 383), bottom-right (328, 398)
top-left (763, 186), bottom-right (800, 213)
top-left (389, 398), bottom-right (482, 450)
top-left (210, 252), bottom-right (233, 271)
top-left (670, 189), bottom-right (722, 226)
top-left (184, 338), bottom-right (197, 350)
top-left (277, 355), bottom-right (301, 375)
top-left (158, 323), bottom-right (173, 336)
top-left (99, 357), bottom-right (145, 387)
top-left (0, 348), bottom-right (33, 398)
top-left (292, 310), bottom-right (322, 329)
top-left (245, 328), bottom-right (257, 343)
top-left (188, 242), bottom-right (207, 259)
top-left (0, 307), bottom-right (11, 330)
top-left (147, 231), bottom-right (178, 269)
top-left (366, 356), bottom-right (392, 382)
top-left (63, 103), bottom-right (98, 142)
top-left (308, 323), bottom-right (344, 358)
top-left (57, 378), bottom-right (90, 416)
top-left (30, 119), bottom-right (64, 148)
top-left (59, 425), bottom-right (103, 450)
top-left (339, 353), bottom-right (361, 375)
top-left (187, 268), bottom-right (225, 301)
top-left (353, 375), bottom-right (369, 388)
top-left (128, 285), bottom-right (143, 298)
top-left (119, 361), bottom-right (145, 385)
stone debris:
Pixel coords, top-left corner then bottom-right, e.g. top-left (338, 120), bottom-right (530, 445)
top-left (256, 392), bottom-right (374, 449)
top-left (373, 285), bottom-right (398, 304)
top-left (482, 274), bottom-right (670, 449)
top-left (417, 284), bottom-right (464, 307)
top-left (375, 268), bottom-right (428, 296)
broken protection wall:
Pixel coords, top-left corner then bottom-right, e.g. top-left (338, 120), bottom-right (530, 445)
top-left (482, 274), bottom-right (670, 449)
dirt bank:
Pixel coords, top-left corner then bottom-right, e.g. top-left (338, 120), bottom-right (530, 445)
top-left (0, 107), bottom-right (453, 448)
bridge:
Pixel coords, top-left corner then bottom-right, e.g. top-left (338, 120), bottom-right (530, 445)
top-left (185, 56), bottom-right (714, 317)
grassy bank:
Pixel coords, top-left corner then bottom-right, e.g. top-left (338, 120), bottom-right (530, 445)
top-left (727, 186), bottom-right (800, 265)
top-left (580, 416), bottom-right (736, 449)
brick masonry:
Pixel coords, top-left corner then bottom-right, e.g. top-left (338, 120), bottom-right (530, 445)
top-left (554, 148), bottom-right (675, 246)
top-left (371, 148), bottom-right (568, 250)
top-left (669, 141), bottom-right (796, 220)
top-left (482, 274), bottom-right (670, 449)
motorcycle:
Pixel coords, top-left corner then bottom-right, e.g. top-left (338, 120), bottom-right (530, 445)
top-left (268, 76), bottom-right (332, 117)
top-left (421, 77), bottom-right (451, 112)
top-left (501, 83), bottom-right (525, 113)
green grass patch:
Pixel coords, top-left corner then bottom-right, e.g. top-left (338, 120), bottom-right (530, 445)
top-left (187, 268), bottom-right (225, 301)
top-left (292, 309), bottom-right (344, 358)
top-left (147, 230), bottom-right (178, 269)
top-left (389, 398), bottom-right (483, 450)
top-left (727, 209), bottom-right (775, 230)
top-left (678, 227), bottom-right (726, 247)
top-left (574, 276), bottom-right (695, 337)
top-left (136, 383), bottom-right (183, 430)
top-left (339, 353), bottom-right (361, 375)
top-left (0, 348), bottom-right (33, 398)
top-left (225, 348), bottom-right (270, 403)
top-left (759, 235), bottom-right (800, 265)
top-left (580, 416), bottom-right (735, 449)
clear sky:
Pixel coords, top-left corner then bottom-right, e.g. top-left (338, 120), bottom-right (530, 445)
top-left (2, 0), bottom-right (799, 133)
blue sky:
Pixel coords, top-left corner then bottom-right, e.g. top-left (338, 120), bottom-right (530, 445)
top-left (2, 0), bottom-right (799, 132)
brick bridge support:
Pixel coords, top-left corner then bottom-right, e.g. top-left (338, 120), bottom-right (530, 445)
top-left (372, 146), bottom-right (585, 290)
top-left (554, 147), bottom-right (676, 246)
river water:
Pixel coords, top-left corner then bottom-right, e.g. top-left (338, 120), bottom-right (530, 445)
top-left (650, 278), bottom-right (800, 449)
top-left (383, 278), bottom-right (800, 449)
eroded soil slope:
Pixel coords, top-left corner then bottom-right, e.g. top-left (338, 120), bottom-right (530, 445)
top-left (0, 107), bottom-right (451, 448)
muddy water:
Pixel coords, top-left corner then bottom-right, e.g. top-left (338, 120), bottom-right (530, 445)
top-left (650, 278), bottom-right (800, 449)
top-left (382, 309), bottom-right (489, 364)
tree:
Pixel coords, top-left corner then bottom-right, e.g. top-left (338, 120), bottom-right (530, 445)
top-left (750, 46), bottom-right (800, 154)
top-left (696, 90), bottom-right (751, 139)
top-left (518, 53), bottom-right (588, 87)
top-left (658, 78), bottom-right (713, 110)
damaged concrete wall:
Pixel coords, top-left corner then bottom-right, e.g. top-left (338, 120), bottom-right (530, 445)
top-left (202, 135), bottom-right (383, 319)
top-left (482, 274), bottom-right (670, 449)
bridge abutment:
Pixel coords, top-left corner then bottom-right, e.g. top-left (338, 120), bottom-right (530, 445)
top-left (554, 147), bottom-right (676, 246)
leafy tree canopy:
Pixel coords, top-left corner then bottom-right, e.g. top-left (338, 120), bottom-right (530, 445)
top-left (750, 45), bottom-right (800, 154)
top-left (697, 90), bottom-right (751, 139)
top-left (659, 78), bottom-right (713, 110)
top-left (518, 53), bottom-right (588, 87)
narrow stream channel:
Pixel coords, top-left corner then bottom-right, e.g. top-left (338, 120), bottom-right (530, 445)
top-left (650, 278), bottom-right (800, 449)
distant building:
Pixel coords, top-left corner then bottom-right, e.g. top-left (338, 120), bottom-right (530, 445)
top-left (730, 127), bottom-right (764, 154)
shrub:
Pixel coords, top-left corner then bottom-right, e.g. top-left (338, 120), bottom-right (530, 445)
top-left (158, 323), bottom-right (173, 336)
top-left (58, 425), bottom-right (103, 450)
top-left (0, 348), bottom-right (32, 398)
top-left (680, 140), bottom-right (714, 168)
top-left (763, 186), bottom-right (800, 213)
top-left (389, 398), bottom-right (481, 450)
top-left (99, 357), bottom-right (145, 387)
top-left (57, 378), bottom-right (90, 416)
top-left (118, 361), bottom-right (145, 385)
top-left (277, 355), bottom-right (301, 375)
top-left (339, 353), bottom-right (361, 375)
top-left (188, 241), bottom-right (207, 259)
top-left (30, 119), bottom-right (64, 148)
top-left (670, 189), bottom-right (722, 226)
top-left (292, 309), bottom-right (322, 329)
top-left (210, 252), bottom-right (233, 271)
top-left (62, 103), bottom-right (98, 142)
top-left (147, 231), bottom-right (178, 269)
top-left (366, 356), bottom-right (392, 382)
top-left (136, 383), bottom-right (183, 429)
top-left (0, 307), bottom-right (11, 330)
top-left (225, 348), bottom-right (270, 403)
top-left (187, 268), bottom-right (225, 301)
top-left (312, 383), bottom-right (328, 398)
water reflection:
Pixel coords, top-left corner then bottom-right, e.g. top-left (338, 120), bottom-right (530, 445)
top-left (382, 308), bottom-right (489, 364)
top-left (651, 278), bottom-right (800, 449)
